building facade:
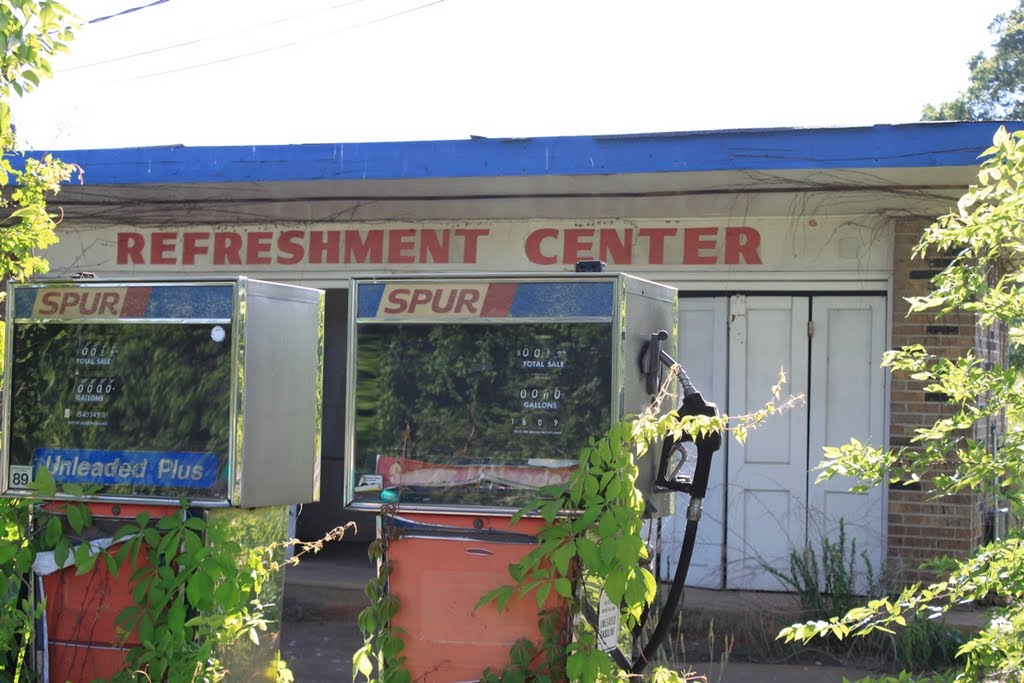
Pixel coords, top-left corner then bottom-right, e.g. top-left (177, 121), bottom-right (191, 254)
top-left (27, 122), bottom-right (1018, 590)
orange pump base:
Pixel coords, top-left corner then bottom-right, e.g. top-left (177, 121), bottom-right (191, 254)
top-left (384, 513), bottom-right (564, 683)
top-left (40, 503), bottom-right (176, 683)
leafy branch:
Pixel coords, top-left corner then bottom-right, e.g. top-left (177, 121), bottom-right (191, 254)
top-left (471, 366), bottom-right (801, 683)
top-left (0, 466), bottom-right (349, 682)
top-left (783, 126), bottom-right (1024, 683)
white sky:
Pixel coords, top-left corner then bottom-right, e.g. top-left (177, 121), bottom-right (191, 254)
top-left (11, 0), bottom-right (1022, 150)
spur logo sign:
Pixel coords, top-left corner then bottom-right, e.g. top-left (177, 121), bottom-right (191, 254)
top-left (376, 283), bottom-right (517, 317)
top-left (31, 287), bottom-right (152, 319)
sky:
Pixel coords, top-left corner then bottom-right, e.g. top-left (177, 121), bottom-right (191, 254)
top-left (10, 0), bottom-right (1022, 151)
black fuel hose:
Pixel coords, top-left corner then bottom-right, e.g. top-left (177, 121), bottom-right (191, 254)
top-left (630, 397), bottom-right (720, 675)
top-left (629, 434), bottom-right (702, 674)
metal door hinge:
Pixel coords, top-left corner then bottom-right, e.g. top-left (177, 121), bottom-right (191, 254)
top-left (807, 320), bottom-right (815, 338)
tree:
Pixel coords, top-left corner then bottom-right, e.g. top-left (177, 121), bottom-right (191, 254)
top-left (780, 126), bottom-right (1024, 682)
top-left (1, 1), bottom-right (77, 282)
top-left (922, 1), bottom-right (1024, 121)
top-left (0, 3), bottom-right (76, 678)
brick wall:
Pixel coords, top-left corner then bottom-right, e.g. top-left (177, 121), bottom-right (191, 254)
top-left (887, 216), bottom-right (1002, 582)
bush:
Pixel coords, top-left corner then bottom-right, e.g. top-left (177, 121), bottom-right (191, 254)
top-left (764, 518), bottom-right (877, 621)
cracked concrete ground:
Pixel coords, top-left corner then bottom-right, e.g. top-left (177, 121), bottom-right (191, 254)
top-left (279, 542), bottom-right (879, 683)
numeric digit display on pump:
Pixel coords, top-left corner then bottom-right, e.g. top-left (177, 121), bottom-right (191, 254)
top-left (76, 341), bottom-right (118, 366)
top-left (73, 376), bottom-right (118, 401)
top-left (510, 339), bottom-right (575, 437)
top-left (352, 321), bottom-right (613, 501)
top-left (7, 321), bottom-right (234, 499)
top-left (516, 347), bottom-right (567, 369)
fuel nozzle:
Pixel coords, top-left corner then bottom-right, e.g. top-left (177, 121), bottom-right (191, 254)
top-left (638, 329), bottom-right (723, 498)
top-left (654, 361), bottom-right (722, 501)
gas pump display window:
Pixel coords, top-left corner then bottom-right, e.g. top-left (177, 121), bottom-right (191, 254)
top-left (7, 322), bottom-right (232, 499)
top-left (352, 322), bottom-right (613, 508)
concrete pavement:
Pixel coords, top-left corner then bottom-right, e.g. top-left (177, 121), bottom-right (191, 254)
top-left (276, 541), bottom-right (910, 682)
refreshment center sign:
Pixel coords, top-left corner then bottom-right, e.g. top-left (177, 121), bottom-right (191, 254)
top-left (45, 218), bottom-right (890, 284)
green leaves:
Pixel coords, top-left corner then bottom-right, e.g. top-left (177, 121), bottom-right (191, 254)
top-left (466, 405), bottom-right (734, 681)
top-left (0, 0), bottom-right (80, 283)
top-left (362, 361), bottom-right (797, 681)
top-left (0, 540), bottom-right (17, 565)
top-left (185, 570), bottom-right (214, 610)
top-left (922, 2), bottom-right (1024, 122)
top-left (779, 127), bottom-right (1024, 682)
top-left (356, 551), bottom-right (410, 683)
top-left (2, 499), bottom-right (307, 682)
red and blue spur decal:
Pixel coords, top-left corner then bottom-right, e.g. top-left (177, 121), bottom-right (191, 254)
top-left (356, 280), bottom-right (614, 319)
top-left (15, 284), bottom-right (235, 320)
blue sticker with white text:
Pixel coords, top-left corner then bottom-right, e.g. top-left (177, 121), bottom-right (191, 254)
top-left (33, 448), bottom-right (219, 489)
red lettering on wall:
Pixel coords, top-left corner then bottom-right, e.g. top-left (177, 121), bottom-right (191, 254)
top-left (725, 226), bottom-right (762, 265)
top-left (683, 227), bottom-right (718, 265)
top-left (105, 225), bottom-right (762, 270)
top-left (117, 233), bottom-right (145, 265)
top-left (389, 229), bottom-right (417, 264)
top-left (182, 232), bottom-right (209, 265)
top-left (599, 229), bottom-right (632, 265)
top-left (149, 233), bottom-right (177, 265)
top-left (455, 228), bottom-right (488, 263)
top-left (247, 231), bottom-right (273, 265)
top-left (214, 232), bottom-right (243, 265)
top-left (278, 231), bottom-right (305, 265)
top-left (309, 231), bottom-right (340, 264)
top-left (345, 230), bottom-right (383, 264)
top-left (419, 229), bottom-right (450, 264)
top-left (562, 229), bottom-right (595, 264)
top-left (525, 229), bottom-right (558, 265)
top-left (638, 228), bottom-right (676, 265)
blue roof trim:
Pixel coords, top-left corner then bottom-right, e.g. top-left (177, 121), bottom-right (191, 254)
top-left (12, 122), bottom-right (1024, 186)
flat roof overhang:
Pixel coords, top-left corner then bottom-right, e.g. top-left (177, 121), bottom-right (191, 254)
top-left (16, 121), bottom-right (1024, 222)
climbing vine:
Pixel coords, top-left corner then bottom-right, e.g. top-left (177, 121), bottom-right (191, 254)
top-left (355, 368), bottom-right (799, 683)
top-left (353, 525), bottom-right (408, 683)
top-left (0, 466), bottom-right (349, 682)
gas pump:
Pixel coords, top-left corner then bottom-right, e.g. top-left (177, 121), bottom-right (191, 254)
top-left (1, 277), bottom-right (324, 682)
top-left (345, 273), bottom-right (715, 681)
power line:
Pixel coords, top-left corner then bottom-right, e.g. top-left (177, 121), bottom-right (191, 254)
top-left (355, 0), bottom-right (444, 29)
top-left (86, 0), bottom-right (171, 24)
top-left (128, 0), bottom-right (447, 81)
top-left (67, 0), bottom-right (379, 73)
top-left (64, 38), bottom-right (203, 71)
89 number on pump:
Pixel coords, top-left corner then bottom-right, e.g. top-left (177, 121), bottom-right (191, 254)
top-left (9, 465), bottom-right (32, 488)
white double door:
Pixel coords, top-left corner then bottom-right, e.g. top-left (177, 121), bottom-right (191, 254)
top-left (659, 295), bottom-right (886, 591)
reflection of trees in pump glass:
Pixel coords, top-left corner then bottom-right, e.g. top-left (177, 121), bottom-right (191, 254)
top-left (9, 322), bottom-right (232, 499)
top-left (353, 323), bottom-right (612, 506)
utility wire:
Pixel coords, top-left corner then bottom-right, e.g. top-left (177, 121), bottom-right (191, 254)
top-left (64, 38), bottom-right (202, 71)
top-left (66, 0), bottom-right (394, 74)
top-left (85, 0), bottom-right (171, 24)
top-left (128, 0), bottom-right (447, 81)
top-left (353, 0), bottom-right (444, 28)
